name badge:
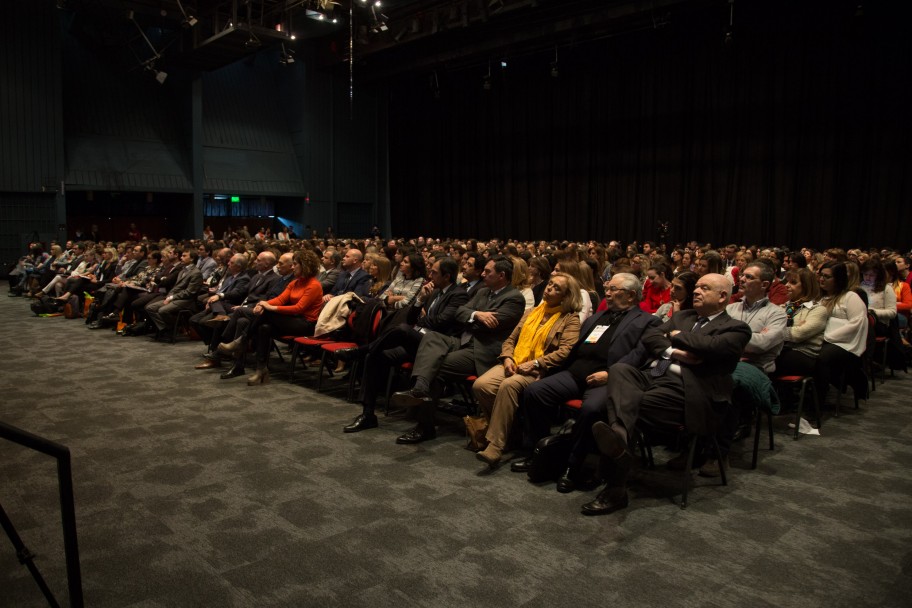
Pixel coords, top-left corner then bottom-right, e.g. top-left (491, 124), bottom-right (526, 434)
top-left (585, 325), bottom-right (609, 343)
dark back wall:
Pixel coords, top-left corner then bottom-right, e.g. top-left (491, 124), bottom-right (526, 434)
top-left (387, 2), bottom-right (911, 249)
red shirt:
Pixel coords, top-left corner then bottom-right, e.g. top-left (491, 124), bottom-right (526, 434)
top-left (267, 276), bottom-right (323, 321)
top-left (639, 279), bottom-right (671, 313)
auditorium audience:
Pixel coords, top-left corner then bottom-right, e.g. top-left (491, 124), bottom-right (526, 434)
top-left (12, 234), bottom-right (905, 497)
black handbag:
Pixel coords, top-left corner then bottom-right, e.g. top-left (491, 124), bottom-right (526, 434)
top-left (527, 420), bottom-right (575, 483)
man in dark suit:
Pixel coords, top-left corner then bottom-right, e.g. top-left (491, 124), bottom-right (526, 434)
top-left (581, 273), bottom-right (751, 516)
top-left (188, 254), bottom-right (251, 348)
top-left (390, 255), bottom-right (526, 444)
top-left (344, 257), bottom-right (470, 433)
top-left (516, 273), bottom-right (663, 491)
top-left (145, 249), bottom-right (204, 338)
top-left (322, 247), bottom-right (371, 302)
top-left (460, 254), bottom-right (485, 298)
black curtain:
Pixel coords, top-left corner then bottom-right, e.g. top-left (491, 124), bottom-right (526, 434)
top-left (388, 1), bottom-right (911, 249)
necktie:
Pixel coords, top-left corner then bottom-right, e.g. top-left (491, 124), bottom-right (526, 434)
top-left (650, 358), bottom-right (672, 377)
top-left (693, 316), bottom-right (709, 331)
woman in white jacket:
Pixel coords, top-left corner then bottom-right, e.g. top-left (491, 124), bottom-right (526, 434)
top-left (815, 262), bottom-right (869, 403)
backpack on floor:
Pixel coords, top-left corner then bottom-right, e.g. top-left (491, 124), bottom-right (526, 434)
top-left (31, 295), bottom-right (64, 316)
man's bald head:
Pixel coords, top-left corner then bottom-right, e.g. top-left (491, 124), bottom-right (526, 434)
top-left (692, 273), bottom-right (731, 316)
top-left (255, 251), bottom-right (277, 272)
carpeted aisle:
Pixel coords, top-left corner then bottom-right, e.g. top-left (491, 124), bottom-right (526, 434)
top-left (1, 284), bottom-right (910, 607)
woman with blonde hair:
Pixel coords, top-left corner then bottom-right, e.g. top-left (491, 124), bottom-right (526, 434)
top-left (553, 253), bottom-right (593, 321)
top-left (511, 256), bottom-right (535, 311)
top-left (363, 253), bottom-right (392, 297)
top-left (473, 273), bottom-right (583, 467)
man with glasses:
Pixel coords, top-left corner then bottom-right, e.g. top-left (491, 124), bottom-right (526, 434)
top-left (582, 273), bottom-right (750, 516)
top-left (727, 261), bottom-right (788, 374)
top-left (516, 273), bottom-right (662, 491)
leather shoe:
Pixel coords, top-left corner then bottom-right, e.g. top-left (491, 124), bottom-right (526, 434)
top-left (202, 315), bottom-right (230, 327)
top-left (592, 421), bottom-right (627, 460)
top-left (556, 468), bottom-right (577, 493)
top-left (195, 359), bottom-right (222, 370)
top-left (219, 365), bottom-right (245, 380)
top-left (390, 388), bottom-right (431, 408)
top-left (396, 425), bottom-right (435, 444)
top-left (580, 487), bottom-right (630, 516)
top-left (510, 458), bottom-right (534, 473)
top-left (86, 322), bottom-right (103, 330)
top-left (344, 414), bottom-right (378, 433)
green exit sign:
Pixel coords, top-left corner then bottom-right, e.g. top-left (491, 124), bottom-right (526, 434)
top-left (230, 196), bottom-right (240, 203)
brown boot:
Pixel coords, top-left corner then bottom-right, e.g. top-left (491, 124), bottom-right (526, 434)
top-left (475, 443), bottom-right (503, 468)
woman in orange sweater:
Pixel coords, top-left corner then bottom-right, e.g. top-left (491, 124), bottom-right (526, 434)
top-left (219, 249), bottom-right (323, 385)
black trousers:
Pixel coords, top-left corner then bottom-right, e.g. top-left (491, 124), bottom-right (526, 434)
top-left (359, 323), bottom-right (424, 415)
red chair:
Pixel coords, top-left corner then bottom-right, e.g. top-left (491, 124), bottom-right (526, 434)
top-left (317, 307), bottom-right (385, 397)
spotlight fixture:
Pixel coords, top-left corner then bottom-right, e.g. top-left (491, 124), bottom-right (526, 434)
top-left (370, 5), bottom-right (389, 32)
top-left (155, 69), bottom-right (168, 84)
top-left (279, 43), bottom-right (295, 65)
top-left (175, 0), bottom-right (197, 27)
top-left (550, 47), bottom-right (559, 77)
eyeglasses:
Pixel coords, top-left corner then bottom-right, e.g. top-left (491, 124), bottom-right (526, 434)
top-left (606, 286), bottom-right (628, 293)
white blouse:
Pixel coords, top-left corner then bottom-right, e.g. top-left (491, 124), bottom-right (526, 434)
top-left (823, 291), bottom-right (869, 357)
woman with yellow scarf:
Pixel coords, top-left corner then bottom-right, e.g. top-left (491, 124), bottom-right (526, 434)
top-left (473, 273), bottom-right (583, 467)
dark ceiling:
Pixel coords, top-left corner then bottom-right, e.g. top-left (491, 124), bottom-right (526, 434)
top-left (59, 0), bottom-right (729, 79)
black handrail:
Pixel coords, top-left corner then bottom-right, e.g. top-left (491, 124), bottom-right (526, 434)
top-left (0, 421), bottom-right (84, 608)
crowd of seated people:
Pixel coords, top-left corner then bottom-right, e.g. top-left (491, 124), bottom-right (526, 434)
top-left (8, 231), bottom-right (911, 515)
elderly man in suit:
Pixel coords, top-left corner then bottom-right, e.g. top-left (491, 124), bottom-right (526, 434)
top-left (188, 254), bottom-right (251, 348)
top-left (344, 257), bottom-right (470, 433)
top-left (581, 273), bottom-right (751, 516)
top-left (145, 249), bottom-right (204, 339)
top-left (390, 255), bottom-right (526, 444)
top-left (515, 272), bottom-right (663, 492)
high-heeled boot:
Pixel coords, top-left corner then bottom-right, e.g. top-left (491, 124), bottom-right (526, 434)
top-left (247, 367), bottom-right (270, 385)
top-left (216, 336), bottom-right (245, 356)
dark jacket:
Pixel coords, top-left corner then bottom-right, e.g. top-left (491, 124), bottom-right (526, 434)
top-left (641, 309), bottom-right (752, 435)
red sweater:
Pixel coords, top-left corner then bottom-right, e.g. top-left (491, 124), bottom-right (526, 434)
top-left (267, 277), bottom-right (323, 321)
top-left (639, 279), bottom-right (671, 313)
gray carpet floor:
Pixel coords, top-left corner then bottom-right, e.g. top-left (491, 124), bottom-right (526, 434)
top-left (1, 285), bottom-right (911, 607)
